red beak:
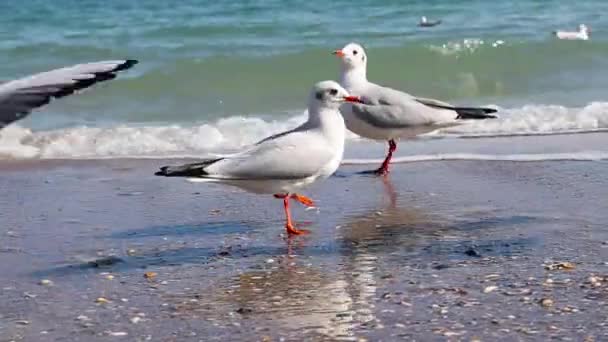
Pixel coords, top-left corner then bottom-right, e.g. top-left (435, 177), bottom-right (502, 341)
top-left (332, 50), bottom-right (345, 57)
top-left (344, 96), bottom-right (363, 103)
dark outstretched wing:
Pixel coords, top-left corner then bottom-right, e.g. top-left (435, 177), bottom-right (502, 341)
top-left (0, 60), bottom-right (138, 128)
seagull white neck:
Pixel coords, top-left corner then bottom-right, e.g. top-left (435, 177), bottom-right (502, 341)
top-left (305, 106), bottom-right (345, 144)
top-left (340, 65), bottom-right (367, 92)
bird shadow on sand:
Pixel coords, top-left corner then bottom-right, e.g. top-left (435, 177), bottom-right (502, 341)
top-left (336, 175), bottom-right (547, 263)
top-left (108, 220), bottom-right (254, 239)
top-left (32, 220), bottom-right (326, 279)
top-left (30, 242), bottom-right (303, 279)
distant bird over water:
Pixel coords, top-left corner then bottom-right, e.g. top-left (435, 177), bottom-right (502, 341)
top-left (553, 24), bottom-right (589, 41)
top-left (418, 16), bottom-right (442, 27)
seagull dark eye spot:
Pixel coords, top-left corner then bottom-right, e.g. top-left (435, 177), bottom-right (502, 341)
top-left (329, 88), bottom-right (338, 96)
top-left (315, 91), bottom-right (323, 100)
top-left (353, 50), bottom-right (358, 55)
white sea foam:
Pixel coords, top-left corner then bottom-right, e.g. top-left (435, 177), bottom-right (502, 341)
top-left (0, 102), bottom-right (607, 160)
top-left (428, 38), bottom-right (506, 56)
top-left (430, 102), bottom-right (608, 138)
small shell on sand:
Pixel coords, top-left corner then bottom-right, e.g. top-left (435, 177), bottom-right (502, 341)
top-left (545, 262), bottom-right (575, 271)
top-left (144, 272), bottom-right (157, 279)
top-left (96, 297), bottom-right (110, 304)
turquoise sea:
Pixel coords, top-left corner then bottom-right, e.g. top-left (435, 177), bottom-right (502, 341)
top-left (1, 0), bottom-right (608, 159)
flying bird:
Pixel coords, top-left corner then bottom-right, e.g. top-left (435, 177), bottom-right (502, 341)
top-left (0, 60), bottom-right (138, 129)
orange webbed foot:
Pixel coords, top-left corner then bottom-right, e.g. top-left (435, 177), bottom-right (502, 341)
top-left (290, 194), bottom-right (315, 207)
top-left (285, 223), bottom-right (310, 235)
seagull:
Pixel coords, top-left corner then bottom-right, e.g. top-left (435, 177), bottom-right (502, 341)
top-left (553, 24), bottom-right (589, 41)
top-left (0, 60), bottom-right (138, 130)
top-left (418, 16), bottom-right (442, 27)
top-left (155, 80), bottom-right (362, 236)
top-left (333, 42), bottom-right (498, 175)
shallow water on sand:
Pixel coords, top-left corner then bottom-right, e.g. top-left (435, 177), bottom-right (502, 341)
top-left (1, 159), bottom-right (608, 340)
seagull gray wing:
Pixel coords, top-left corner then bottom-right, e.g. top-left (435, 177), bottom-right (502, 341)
top-left (414, 96), bottom-right (455, 108)
top-left (0, 60), bottom-right (138, 128)
top-left (348, 85), bottom-right (445, 128)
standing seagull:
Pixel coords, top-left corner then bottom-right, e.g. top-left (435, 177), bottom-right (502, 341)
top-left (0, 60), bottom-right (138, 129)
top-left (155, 81), bottom-right (362, 235)
top-left (333, 42), bottom-right (497, 175)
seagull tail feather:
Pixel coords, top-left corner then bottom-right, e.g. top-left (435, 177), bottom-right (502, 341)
top-left (154, 158), bottom-right (223, 177)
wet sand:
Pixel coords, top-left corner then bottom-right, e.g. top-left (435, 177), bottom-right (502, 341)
top-left (1, 158), bottom-right (608, 341)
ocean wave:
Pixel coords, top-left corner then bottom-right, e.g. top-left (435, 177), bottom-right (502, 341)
top-left (0, 113), bottom-right (308, 159)
top-left (431, 102), bottom-right (608, 138)
top-left (1, 102), bottom-right (607, 160)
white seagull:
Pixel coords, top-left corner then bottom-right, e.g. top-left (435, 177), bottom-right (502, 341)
top-left (553, 24), bottom-right (589, 41)
top-left (0, 60), bottom-right (138, 129)
top-left (333, 42), bottom-right (497, 175)
top-left (155, 80), bottom-right (362, 235)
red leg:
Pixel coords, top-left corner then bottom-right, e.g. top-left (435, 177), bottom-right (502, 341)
top-left (274, 193), bottom-right (309, 235)
top-left (375, 139), bottom-right (397, 175)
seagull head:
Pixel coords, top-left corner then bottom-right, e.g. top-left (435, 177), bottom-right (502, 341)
top-left (333, 42), bottom-right (367, 71)
top-left (309, 80), bottom-right (362, 110)
top-left (579, 24), bottom-right (589, 33)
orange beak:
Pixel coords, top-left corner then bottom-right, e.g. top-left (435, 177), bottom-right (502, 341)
top-left (332, 50), bottom-right (345, 57)
top-left (344, 96), bottom-right (363, 103)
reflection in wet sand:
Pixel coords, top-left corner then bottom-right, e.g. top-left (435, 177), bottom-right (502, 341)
top-left (334, 176), bottom-right (442, 335)
top-left (225, 264), bottom-right (356, 338)
top-left (205, 177), bottom-right (446, 339)
top-left (158, 177), bottom-right (540, 340)
top-left (162, 259), bottom-right (358, 339)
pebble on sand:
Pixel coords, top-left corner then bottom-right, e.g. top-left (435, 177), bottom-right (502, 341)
top-left (587, 275), bottom-right (602, 286)
top-left (544, 262), bottom-right (575, 271)
top-left (39, 279), bottom-right (53, 286)
top-left (483, 286), bottom-right (498, 293)
top-left (539, 298), bottom-right (554, 307)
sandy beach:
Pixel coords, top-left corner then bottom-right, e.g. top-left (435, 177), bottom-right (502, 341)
top-left (4, 1), bottom-right (608, 340)
top-left (1, 157), bottom-right (608, 341)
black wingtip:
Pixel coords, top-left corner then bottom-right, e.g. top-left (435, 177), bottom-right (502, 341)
top-left (115, 59), bottom-right (139, 72)
top-left (155, 166), bottom-right (169, 176)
